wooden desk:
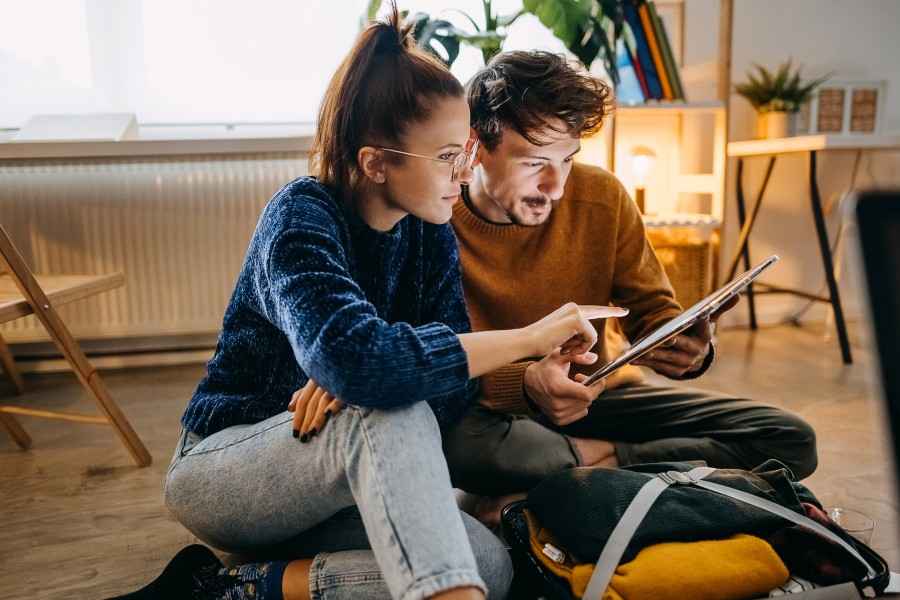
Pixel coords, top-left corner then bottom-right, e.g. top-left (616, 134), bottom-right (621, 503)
top-left (726, 134), bottom-right (900, 364)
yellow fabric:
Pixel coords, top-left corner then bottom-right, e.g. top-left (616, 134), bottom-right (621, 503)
top-left (524, 509), bottom-right (789, 600)
top-left (452, 164), bottom-right (682, 414)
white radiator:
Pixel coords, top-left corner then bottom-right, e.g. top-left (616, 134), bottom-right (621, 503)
top-left (0, 152), bottom-right (308, 346)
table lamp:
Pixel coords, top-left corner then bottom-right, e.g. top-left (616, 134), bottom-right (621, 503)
top-left (630, 146), bottom-right (657, 214)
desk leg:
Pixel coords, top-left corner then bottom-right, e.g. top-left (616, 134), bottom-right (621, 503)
top-left (729, 156), bottom-right (775, 329)
top-left (809, 150), bottom-right (853, 364)
top-left (733, 158), bottom-right (756, 328)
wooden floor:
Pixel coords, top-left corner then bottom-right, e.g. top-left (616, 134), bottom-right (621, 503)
top-left (1, 322), bottom-right (897, 599)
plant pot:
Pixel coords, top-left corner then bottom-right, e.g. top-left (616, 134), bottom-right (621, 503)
top-left (756, 111), bottom-right (795, 139)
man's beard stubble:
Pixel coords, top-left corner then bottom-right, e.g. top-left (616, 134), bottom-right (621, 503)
top-left (509, 196), bottom-right (556, 226)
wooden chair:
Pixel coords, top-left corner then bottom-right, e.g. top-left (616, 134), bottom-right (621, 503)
top-left (0, 225), bottom-right (151, 466)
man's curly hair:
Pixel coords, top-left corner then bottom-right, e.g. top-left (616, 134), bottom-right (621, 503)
top-left (467, 51), bottom-right (613, 151)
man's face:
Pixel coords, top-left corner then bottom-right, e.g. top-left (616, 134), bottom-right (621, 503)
top-left (474, 121), bottom-right (581, 226)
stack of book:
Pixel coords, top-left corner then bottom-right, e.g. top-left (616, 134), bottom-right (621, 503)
top-left (615, 0), bottom-right (686, 105)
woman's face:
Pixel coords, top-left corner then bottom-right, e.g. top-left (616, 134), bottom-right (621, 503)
top-left (381, 95), bottom-right (473, 225)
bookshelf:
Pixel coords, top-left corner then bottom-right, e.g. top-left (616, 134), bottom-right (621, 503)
top-left (608, 101), bottom-right (727, 222)
top-left (602, 0), bottom-right (734, 299)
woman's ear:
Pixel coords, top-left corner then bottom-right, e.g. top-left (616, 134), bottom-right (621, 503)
top-left (358, 146), bottom-right (386, 184)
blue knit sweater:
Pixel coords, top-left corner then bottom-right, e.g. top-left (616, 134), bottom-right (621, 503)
top-left (182, 177), bottom-right (477, 437)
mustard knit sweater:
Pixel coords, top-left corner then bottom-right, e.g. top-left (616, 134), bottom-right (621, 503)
top-left (451, 164), bottom-right (683, 413)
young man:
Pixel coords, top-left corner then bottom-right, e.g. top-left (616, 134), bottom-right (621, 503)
top-left (444, 51), bottom-right (817, 522)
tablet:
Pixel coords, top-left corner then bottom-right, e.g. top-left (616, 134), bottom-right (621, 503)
top-left (581, 255), bottom-right (780, 386)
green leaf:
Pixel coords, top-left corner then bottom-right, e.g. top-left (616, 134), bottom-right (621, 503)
top-left (442, 8), bottom-right (482, 32)
top-left (796, 73), bottom-right (831, 103)
top-left (772, 59), bottom-right (791, 96)
top-left (755, 64), bottom-right (774, 91)
top-left (736, 60), bottom-right (831, 111)
top-left (523, 0), bottom-right (592, 48)
top-left (366, 0), bottom-right (382, 21)
top-left (408, 13), bottom-right (462, 67)
top-left (786, 71), bottom-right (801, 95)
top-left (496, 9), bottom-right (525, 28)
top-left (457, 31), bottom-right (504, 45)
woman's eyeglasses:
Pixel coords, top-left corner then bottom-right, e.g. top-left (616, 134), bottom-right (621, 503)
top-left (379, 139), bottom-right (480, 182)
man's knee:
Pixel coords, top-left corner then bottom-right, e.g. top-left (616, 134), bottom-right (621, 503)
top-left (443, 407), bottom-right (576, 495)
top-left (443, 410), bottom-right (511, 494)
top-left (766, 409), bottom-right (818, 480)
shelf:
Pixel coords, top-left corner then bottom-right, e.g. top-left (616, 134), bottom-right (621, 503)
top-left (615, 101), bottom-right (725, 115)
top-left (642, 212), bottom-right (722, 230)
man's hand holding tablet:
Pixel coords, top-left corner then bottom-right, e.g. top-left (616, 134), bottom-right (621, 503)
top-left (631, 294), bottom-right (739, 378)
top-left (581, 255), bottom-right (780, 386)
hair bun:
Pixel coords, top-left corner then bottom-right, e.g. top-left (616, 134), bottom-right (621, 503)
top-left (371, 1), bottom-right (413, 56)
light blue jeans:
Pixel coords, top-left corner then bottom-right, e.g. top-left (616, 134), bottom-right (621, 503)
top-left (164, 401), bottom-right (512, 600)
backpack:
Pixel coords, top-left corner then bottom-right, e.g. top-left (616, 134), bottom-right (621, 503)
top-left (501, 461), bottom-right (889, 599)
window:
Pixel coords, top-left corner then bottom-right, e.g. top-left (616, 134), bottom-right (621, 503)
top-left (1, 0), bottom-right (563, 130)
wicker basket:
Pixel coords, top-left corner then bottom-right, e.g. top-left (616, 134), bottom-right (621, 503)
top-left (647, 228), bottom-right (717, 309)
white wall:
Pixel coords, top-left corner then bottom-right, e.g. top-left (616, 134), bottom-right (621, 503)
top-left (685, 0), bottom-right (900, 327)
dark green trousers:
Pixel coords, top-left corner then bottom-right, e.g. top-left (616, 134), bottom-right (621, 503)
top-left (443, 384), bottom-right (818, 496)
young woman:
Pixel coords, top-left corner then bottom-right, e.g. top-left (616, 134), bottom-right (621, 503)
top-left (110, 8), bottom-right (621, 600)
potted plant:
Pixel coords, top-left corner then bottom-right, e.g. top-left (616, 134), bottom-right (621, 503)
top-left (364, 0), bottom-right (523, 67)
top-left (364, 0), bottom-right (625, 80)
top-left (735, 60), bottom-right (830, 139)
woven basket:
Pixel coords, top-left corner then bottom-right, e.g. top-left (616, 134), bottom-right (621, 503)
top-left (647, 228), bottom-right (717, 309)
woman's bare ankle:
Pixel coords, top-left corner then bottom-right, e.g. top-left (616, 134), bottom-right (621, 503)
top-left (282, 558), bottom-right (314, 600)
top-left (572, 437), bottom-right (619, 467)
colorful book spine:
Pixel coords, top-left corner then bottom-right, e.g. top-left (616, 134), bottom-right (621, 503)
top-left (614, 38), bottom-right (646, 105)
top-left (648, 0), bottom-right (685, 100)
top-left (638, 1), bottom-right (674, 100)
top-left (623, 1), bottom-right (663, 100)
top-left (623, 21), bottom-right (650, 98)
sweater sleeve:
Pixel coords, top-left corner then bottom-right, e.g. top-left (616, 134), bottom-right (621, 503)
top-left (418, 224), bottom-right (480, 426)
top-left (478, 361), bottom-right (537, 415)
top-left (262, 204), bottom-right (470, 409)
top-left (611, 182), bottom-right (683, 342)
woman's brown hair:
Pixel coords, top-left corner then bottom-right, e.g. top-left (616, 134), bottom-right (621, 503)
top-left (311, 4), bottom-right (464, 197)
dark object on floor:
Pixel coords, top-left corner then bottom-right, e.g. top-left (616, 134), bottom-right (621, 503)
top-left (105, 544), bottom-right (222, 600)
top-left (854, 188), bottom-right (900, 497)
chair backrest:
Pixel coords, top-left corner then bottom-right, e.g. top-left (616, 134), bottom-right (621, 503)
top-left (0, 225), bottom-right (19, 275)
top-left (0, 224), bottom-right (55, 329)
top-left (0, 224), bottom-right (38, 292)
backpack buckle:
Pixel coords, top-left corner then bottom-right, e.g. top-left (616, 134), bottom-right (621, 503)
top-left (658, 470), bottom-right (694, 485)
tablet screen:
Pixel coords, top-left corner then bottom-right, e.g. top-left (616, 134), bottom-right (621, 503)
top-left (581, 255), bottom-right (779, 386)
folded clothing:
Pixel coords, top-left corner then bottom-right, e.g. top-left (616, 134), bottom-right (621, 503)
top-left (525, 509), bottom-right (789, 599)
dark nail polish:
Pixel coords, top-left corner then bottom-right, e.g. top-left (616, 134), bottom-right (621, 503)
top-left (324, 410), bottom-right (332, 418)
top-left (292, 429), bottom-right (299, 439)
top-left (309, 428), bottom-right (318, 438)
top-left (300, 433), bottom-right (308, 443)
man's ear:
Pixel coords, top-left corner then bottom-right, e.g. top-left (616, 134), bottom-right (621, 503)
top-left (469, 129), bottom-right (484, 168)
top-left (358, 146), bottom-right (386, 184)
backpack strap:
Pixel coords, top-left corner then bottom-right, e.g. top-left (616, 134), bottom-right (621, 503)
top-left (583, 466), bottom-right (715, 598)
top-left (693, 479), bottom-right (875, 579)
top-left (582, 467), bottom-right (875, 599)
